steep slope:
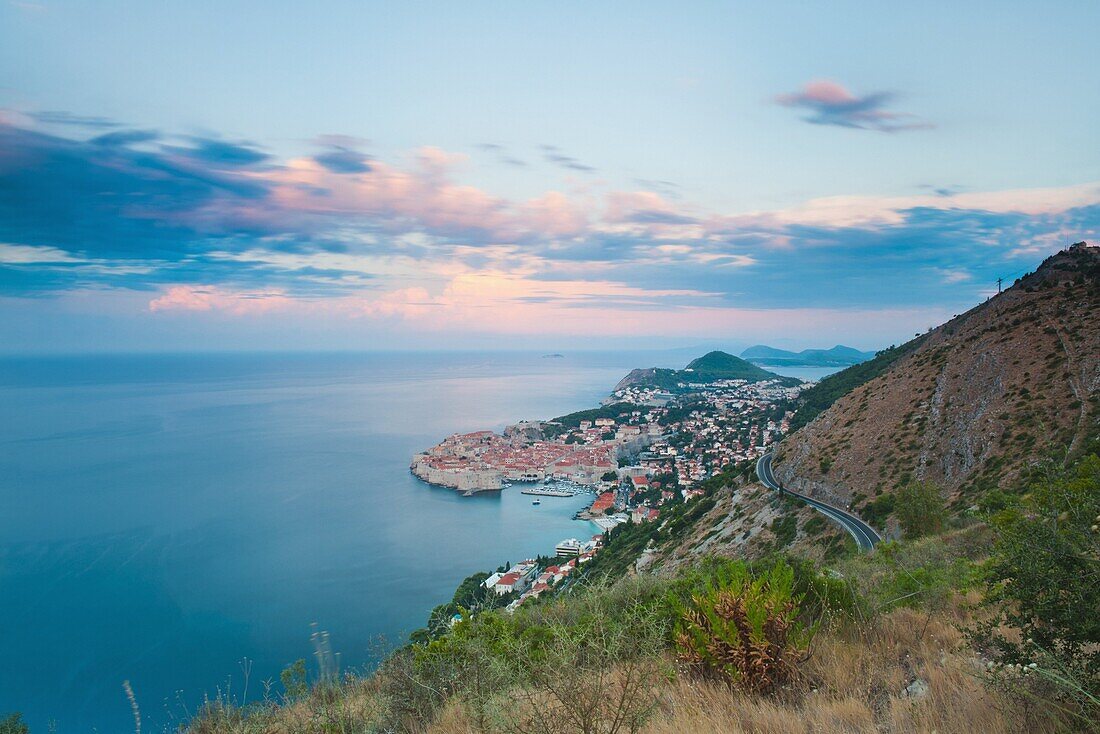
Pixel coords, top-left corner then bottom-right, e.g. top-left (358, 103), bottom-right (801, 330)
top-left (773, 242), bottom-right (1100, 525)
top-left (787, 340), bottom-right (927, 432)
top-left (615, 351), bottom-right (797, 391)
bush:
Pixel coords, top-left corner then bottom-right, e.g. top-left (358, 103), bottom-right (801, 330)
top-left (861, 493), bottom-right (896, 527)
top-left (495, 582), bottom-right (669, 734)
top-left (408, 611), bottom-right (516, 731)
top-left (835, 535), bottom-right (978, 615)
top-left (279, 658), bottom-right (308, 700)
top-left (0, 714), bottom-right (28, 734)
top-left (389, 576), bottom-right (670, 734)
top-left (672, 559), bottom-right (815, 693)
top-left (895, 480), bottom-right (946, 537)
top-left (973, 454), bottom-right (1100, 722)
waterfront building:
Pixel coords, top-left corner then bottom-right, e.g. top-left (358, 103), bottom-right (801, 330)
top-left (555, 538), bottom-right (582, 556)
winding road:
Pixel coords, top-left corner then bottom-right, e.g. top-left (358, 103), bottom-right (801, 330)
top-left (756, 453), bottom-right (881, 551)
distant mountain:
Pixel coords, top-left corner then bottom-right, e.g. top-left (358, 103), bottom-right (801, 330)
top-left (741, 344), bottom-right (877, 367)
top-left (774, 241), bottom-right (1100, 518)
top-left (614, 350), bottom-right (799, 392)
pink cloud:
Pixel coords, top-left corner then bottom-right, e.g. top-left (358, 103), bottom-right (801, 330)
top-left (777, 80), bottom-right (855, 106)
top-left (518, 192), bottom-right (589, 237)
top-left (775, 79), bottom-right (933, 132)
top-left (604, 191), bottom-right (679, 223)
top-left (149, 285), bottom-right (292, 315)
top-left (143, 278), bottom-right (950, 345)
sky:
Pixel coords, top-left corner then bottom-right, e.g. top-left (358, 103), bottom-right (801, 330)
top-left (1, 1), bottom-right (1098, 353)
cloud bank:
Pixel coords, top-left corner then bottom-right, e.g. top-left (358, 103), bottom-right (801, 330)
top-left (1, 112), bottom-right (1097, 345)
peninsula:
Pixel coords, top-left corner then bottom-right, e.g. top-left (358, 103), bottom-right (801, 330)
top-left (410, 351), bottom-right (805, 495)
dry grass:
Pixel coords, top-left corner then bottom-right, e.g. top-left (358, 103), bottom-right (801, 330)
top-left (424, 606), bottom-right (1058, 734)
top-left (640, 606), bottom-right (1056, 734)
top-left (185, 677), bottom-right (390, 734)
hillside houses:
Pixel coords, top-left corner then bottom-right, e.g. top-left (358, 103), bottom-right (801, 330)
top-left (482, 560), bottom-right (539, 596)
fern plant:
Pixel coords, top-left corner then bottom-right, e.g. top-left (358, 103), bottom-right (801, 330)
top-left (673, 560), bottom-right (815, 694)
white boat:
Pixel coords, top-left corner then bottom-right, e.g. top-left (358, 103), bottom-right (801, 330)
top-left (532, 499), bottom-right (541, 505)
top-left (521, 487), bottom-right (575, 497)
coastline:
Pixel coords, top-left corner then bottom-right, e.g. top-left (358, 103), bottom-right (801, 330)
top-left (405, 381), bottom-right (670, 624)
top-left (405, 353), bottom-right (814, 627)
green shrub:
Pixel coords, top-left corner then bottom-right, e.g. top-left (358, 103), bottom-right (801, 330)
top-left (973, 455), bottom-right (1100, 721)
top-left (493, 582), bottom-right (669, 734)
top-left (769, 514), bottom-right (798, 548)
top-left (672, 559), bottom-right (815, 693)
top-left (0, 714), bottom-right (28, 734)
top-left (803, 514), bottom-right (827, 535)
top-left (390, 576), bottom-right (671, 734)
top-left (895, 481), bottom-right (946, 537)
top-left (834, 534), bottom-right (980, 615)
top-left (279, 658), bottom-right (308, 700)
top-left (861, 493), bottom-right (896, 526)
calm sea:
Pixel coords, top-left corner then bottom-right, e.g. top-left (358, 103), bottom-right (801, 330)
top-left (0, 351), bottom-right (680, 733)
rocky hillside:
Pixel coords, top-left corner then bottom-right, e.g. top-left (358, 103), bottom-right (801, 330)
top-left (773, 242), bottom-right (1099, 528)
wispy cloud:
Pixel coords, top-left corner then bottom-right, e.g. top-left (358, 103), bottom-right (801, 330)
top-left (29, 110), bottom-right (120, 129)
top-left (775, 80), bottom-right (933, 132)
top-left (313, 146), bottom-right (372, 174)
top-left (168, 137), bottom-right (270, 167)
top-left (89, 129), bottom-right (160, 147)
top-left (476, 143), bottom-right (527, 167)
top-left (540, 144), bottom-right (595, 172)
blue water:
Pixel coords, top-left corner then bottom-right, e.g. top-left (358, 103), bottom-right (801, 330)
top-left (0, 351), bottom-right (670, 733)
top-left (764, 365), bottom-right (844, 382)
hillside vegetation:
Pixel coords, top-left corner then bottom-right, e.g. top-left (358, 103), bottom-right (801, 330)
top-left (615, 351), bottom-right (798, 392)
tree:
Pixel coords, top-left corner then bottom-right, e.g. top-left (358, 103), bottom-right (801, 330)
top-left (894, 480), bottom-right (946, 537)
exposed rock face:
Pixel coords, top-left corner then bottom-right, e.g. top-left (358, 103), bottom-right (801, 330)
top-left (650, 484), bottom-right (851, 575)
top-left (614, 367), bottom-right (673, 392)
top-left (503, 421), bottom-right (549, 443)
top-left (774, 243), bottom-right (1100, 515)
